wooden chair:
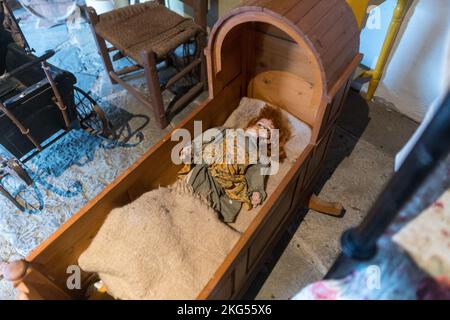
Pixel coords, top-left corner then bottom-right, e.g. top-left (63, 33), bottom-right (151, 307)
top-left (86, 0), bottom-right (207, 128)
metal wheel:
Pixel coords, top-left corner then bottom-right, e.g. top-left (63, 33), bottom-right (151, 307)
top-left (73, 86), bottom-right (111, 137)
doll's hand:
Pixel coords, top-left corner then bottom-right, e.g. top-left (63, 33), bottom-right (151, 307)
top-left (251, 192), bottom-right (262, 207)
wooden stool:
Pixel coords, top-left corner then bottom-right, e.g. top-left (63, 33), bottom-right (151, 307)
top-left (86, 1), bottom-right (207, 128)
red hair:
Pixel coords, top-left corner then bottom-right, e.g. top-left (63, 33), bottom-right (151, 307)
top-left (246, 105), bottom-right (291, 160)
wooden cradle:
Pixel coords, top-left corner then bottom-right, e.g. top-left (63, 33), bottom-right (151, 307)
top-left (4, 0), bottom-right (361, 300)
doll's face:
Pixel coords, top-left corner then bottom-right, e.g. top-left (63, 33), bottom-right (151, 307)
top-left (246, 118), bottom-right (275, 144)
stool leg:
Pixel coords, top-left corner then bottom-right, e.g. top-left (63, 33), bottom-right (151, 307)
top-left (86, 7), bottom-right (117, 85)
top-left (141, 50), bottom-right (168, 128)
top-left (192, 0), bottom-right (208, 32)
top-left (197, 33), bottom-right (208, 92)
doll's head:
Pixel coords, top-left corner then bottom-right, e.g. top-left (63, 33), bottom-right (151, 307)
top-left (246, 105), bottom-right (291, 160)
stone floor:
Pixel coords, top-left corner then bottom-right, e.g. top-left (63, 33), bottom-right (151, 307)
top-left (0, 11), bottom-right (419, 300)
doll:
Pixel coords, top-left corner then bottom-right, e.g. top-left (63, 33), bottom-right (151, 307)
top-left (178, 105), bottom-right (291, 223)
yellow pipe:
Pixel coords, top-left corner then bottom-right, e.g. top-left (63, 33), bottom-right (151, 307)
top-left (346, 0), bottom-right (371, 29)
top-left (361, 70), bottom-right (374, 78)
top-left (366, 0), bottom-right (409, 100)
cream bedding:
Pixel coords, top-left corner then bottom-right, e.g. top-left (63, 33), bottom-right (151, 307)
top-left (78, 97), bottom-right (312, 300)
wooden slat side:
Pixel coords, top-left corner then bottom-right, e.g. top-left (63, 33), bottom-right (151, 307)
top-left (248, 70), bottom-right (317, 126)
top-left (326, 34), bottom-right (360, 87)
top-left (322, 29), bottom-right (359, 76)
top-left (198, 144), bottom-right (314, 299)
top-left (308, 2), bottom-right (347, 48)
top-left (253, 30), bottom-right (318, 85)
top-left (316, 7), bottom-right (351, 54)
top-left (262, 0), bottom-right (302, 16)
top-left (285, 0), bottom-right (319, 23)
top-left (297, 0), bottom-right (338, 35)
top-left (254, 22), bottom-right (296, 43)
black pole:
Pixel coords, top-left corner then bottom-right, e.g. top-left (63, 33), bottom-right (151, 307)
top-left (340, 91), bottom-right (450, 260)
top-left (0, 50), bottom-right (55, 84)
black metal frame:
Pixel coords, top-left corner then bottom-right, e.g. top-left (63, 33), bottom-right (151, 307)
top-left (327, 90), bottom-right (450, 278)
top-left (0, 4), bottom-right (112, 211)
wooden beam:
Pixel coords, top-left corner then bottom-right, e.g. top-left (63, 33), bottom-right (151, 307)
top-left (167, 82), bottom-right (204, 117)
top-left (115, 65), bottom-right (142, 76)
top-left (161, 57), bottom-right (202, 91)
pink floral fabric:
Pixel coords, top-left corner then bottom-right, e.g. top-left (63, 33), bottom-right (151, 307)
top-left (293, 188), bottom-right (450, 300)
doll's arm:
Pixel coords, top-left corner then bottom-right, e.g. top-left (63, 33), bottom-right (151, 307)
top-left (246, 164), bottom-right (267, 206)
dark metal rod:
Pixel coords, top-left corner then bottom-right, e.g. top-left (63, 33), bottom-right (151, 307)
top-left (0, 155), bottom-right (25, 211)
top-left (21, 129), bottom-right (70, 164)
top-left (0, 101), bottom-right (42, 150)
top-left (340, 91), bottom-right (450, 260)
top-left (0, 184), bottom-right (24, 211)
top-left (0, 50), bottom-right (54, 84)
top-left (41, 62), bottom-right (71, 129)
top-left (2, 1), bottom-right (32, 52)
top-left (0, 129), bottom-right (70, 211)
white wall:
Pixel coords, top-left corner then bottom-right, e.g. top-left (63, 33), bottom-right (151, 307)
top-left (165, 0), bottom-right (240, 17)
top-left (360, 0), bottom-right (450, 122)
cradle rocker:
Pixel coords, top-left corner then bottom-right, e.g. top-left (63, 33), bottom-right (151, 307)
top-left (308, 194), bottom-right (345, 217)
top-left (5, 0), bottom-right (361, 300)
